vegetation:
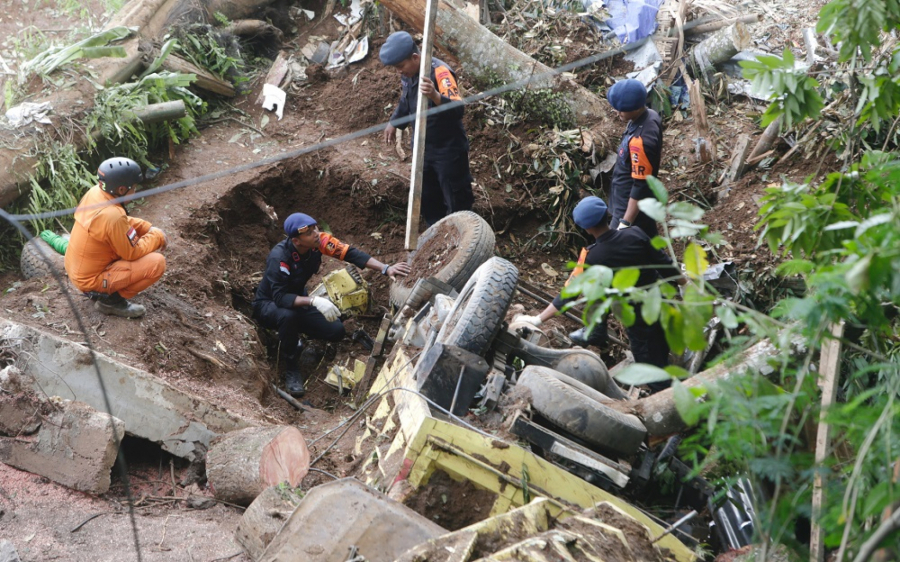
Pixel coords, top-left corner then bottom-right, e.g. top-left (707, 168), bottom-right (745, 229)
top-left (565, 0), bottom-right (900, 556)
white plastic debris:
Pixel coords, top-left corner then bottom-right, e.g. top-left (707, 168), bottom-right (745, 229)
top-left (261, 84), bottom-right (287, 120)
top-left (346, 36), bottom-right (369, 64)
top-left (334, 0), bottom-right (364, 26)
top-left (5, 101), bottom-right (53, 127)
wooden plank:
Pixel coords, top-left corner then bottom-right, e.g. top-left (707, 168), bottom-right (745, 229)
top-left (810, 321), bottom-right (845, 562)
top-left (405, 0), bottom-right (439, 250)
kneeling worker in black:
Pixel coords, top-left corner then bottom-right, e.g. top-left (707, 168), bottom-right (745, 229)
top-left (253, 213), bottom-right (411, 397)
top-left (514, 196), bottom-right (685, 393)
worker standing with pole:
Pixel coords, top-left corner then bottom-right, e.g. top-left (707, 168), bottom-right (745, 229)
top-left (379, 24), bottom-right (474, 248)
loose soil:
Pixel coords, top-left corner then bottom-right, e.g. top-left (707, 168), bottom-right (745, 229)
top-left (0, 0), bottom-right (831, 559)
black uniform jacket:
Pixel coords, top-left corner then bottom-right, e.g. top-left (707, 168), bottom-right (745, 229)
top-left (390, 57), bottom-right (468, 157)
top-left (552, 227), bottom-right (678, 310)
top-left (253, 233), bottom-right (371, 310)
top-left (610, 108), bottom-right (663, 234)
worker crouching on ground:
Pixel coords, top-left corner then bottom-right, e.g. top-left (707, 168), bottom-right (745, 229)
top-left (514, 196), bottom-right (685, 394)
top-left (252, 213), bottom-right (411, 397)
top-left (379, 30), bottom-right (474, 226)
top-left (65, 157), bottom-right (167, 319)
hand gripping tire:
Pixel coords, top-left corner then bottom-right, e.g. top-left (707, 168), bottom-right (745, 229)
top-left (517, 365), bottom-right (647, 456)
top-left (390, 211), bottom-right (495, 308)
top-left (20, 237), bottom-right (66, 280)
top-left (434, 256), bottom-right (518, 357)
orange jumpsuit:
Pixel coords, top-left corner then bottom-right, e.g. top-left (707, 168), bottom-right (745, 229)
top-left (65, 185), bottom-right (166, 299)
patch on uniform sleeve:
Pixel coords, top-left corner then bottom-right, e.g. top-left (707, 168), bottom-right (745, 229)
top-left (279, 261), bottom-right (290, 275)
top-left (319, 233), bottom-right (350, 260)
top-left (434, 66), bottom-right (461, 100)
top-left (126, 227), bottom-right (138, 247)
top-left (629, 136), bottom-right (653, 179)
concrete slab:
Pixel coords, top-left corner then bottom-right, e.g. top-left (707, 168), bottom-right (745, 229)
top-left (0, 399), bottom-right (123, 494)
top-left (0, 319), bottom-right (249, 460)
top-left (0, 540), bottom-right (21, 562)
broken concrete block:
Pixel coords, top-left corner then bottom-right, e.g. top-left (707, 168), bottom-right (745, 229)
top-left (0, 319), bottom-right (249, 460)
top-left (259, 478), bottom-right (447, 562)
top-left (0, 366), bottom-right (47, 436)
top-left (0, 399), bottom-right (124, 494)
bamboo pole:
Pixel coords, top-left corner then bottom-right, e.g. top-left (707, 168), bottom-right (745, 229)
top-left (405, 0), bottom-right (439, 250)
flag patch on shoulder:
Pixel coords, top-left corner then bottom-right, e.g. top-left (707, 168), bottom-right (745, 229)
top-left (127, 227), bottom-right (138, 246)
top-left (279, 261), bottom-right (290, 275)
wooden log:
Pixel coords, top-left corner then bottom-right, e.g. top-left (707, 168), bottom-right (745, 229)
top-left (130, 100), bottom-right (187, 124)
top-left (255, 51), bottom-right (291, 104)
top-left (748, 115), bottom-right (783, 161)
top-left (206, 425), bottom-right (310, 506)
top-left (224, 19), bottom-right (284, 41)
top-left (631, 338), bottom-right (783, 436)
top-left (405, 0), bottom-right (439, 250)
top-left (376, 0), bottom-right (606, 124)
top-left (235, 485), bottom-right (304, 560)
top-left (679, 14), bottom-right (761, 37)
top-left (724, 133), bottom-right (752, 184)
top-left (688, 78), bottom-right (716, 163)
top-left (161, 53), bottom-right (236, 97)
top-left (690, 22), bottom-right (750, 76)
top-left (810, 322), bottom-right (844, 562)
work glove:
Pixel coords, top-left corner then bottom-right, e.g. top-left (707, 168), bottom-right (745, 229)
top-left (513, 314), bottom-right (543, 328)
top-left (311, 296), bottom-right (340, 322)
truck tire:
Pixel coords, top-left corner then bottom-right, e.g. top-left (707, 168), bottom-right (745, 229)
top-left (390, 211), bottom-right (495, 308)
top-left (435, 256), bottom-right (518, 357)
top-left (517, 365), bottom-right (647, 456)
top-left (20, 237), bottom-right (66, 280)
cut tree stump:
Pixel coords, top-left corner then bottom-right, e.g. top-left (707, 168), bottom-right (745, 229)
top-left (235, 485), bottom-right (304, 560)
top-left (206, 425), bottom-right (310, 506)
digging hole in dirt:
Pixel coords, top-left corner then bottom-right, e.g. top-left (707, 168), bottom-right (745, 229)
top-left (402, 469), bottom-right (495, 531)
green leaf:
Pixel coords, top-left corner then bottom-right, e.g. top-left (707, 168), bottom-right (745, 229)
top-left (612, 268), bottom-right (640, 290)
top-left (668, 202), bottom-right (705, 222)
top-left (683, 242), bottom-right (709, 279)
top-left (845, 254), bottom-right (872, 295)
top-left (642, 285), bottom-right (662, 324)
top-left (717, 305), bottom-right (739, 329)
top-left (672, 379), bottom-right (703, 426)
top-left (618, 302), bottom-right (636, 326)
top-left (615, 363), bottom-right (671, 385)
top-left (646, 176), bottom-right (669, 204)
top-left (638, 198), bottom-right (667, 222)
top-left (651, 236), bottom-right (668, 250)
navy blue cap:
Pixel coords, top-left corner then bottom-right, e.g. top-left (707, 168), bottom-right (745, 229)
top-left (573, 196), bottom-right (608, 229)
top-left (379, 31), bottom-right (416, 65)
top-left (284, 213), bottom-right (317, 236)
top-left (607, 79), bottom-right (647, 112)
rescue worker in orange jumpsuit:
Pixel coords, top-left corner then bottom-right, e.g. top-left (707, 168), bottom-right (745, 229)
top-left (65, 157), bottom-right (167, 318)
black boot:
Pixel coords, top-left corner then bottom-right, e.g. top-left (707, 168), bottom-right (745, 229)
top-left (569, 324), bottom-right (609, 348)
top-left (94, 291), bottom-right (146, 318)
top-left (282, 352), bottom-right (305, 397)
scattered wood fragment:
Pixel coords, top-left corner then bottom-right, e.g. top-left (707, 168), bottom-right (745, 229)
top-left (160, 54), bottom-right (236, 97)
top-left (748, 116), bottom-right (783, 162)
top-left (187, 347), bottom-right (226, 368)
top-left (724, 134), bottom-right (752, 184)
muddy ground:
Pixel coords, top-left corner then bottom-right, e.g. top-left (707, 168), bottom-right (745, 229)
top-left (0, 0), bottom-right (829, 559)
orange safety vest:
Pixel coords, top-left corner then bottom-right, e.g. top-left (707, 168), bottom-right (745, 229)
top-left (65, 185), bottom-right (165, 291)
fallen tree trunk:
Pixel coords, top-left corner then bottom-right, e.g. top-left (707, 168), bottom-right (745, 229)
top-left (377, 0), bottom-right (606, 124)
top-left (206, 425), bottom-right (310, 505)
top-left (690, 22), bottom-right (751, 76)
top-left (632, 338), bottom-right (781, 436)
